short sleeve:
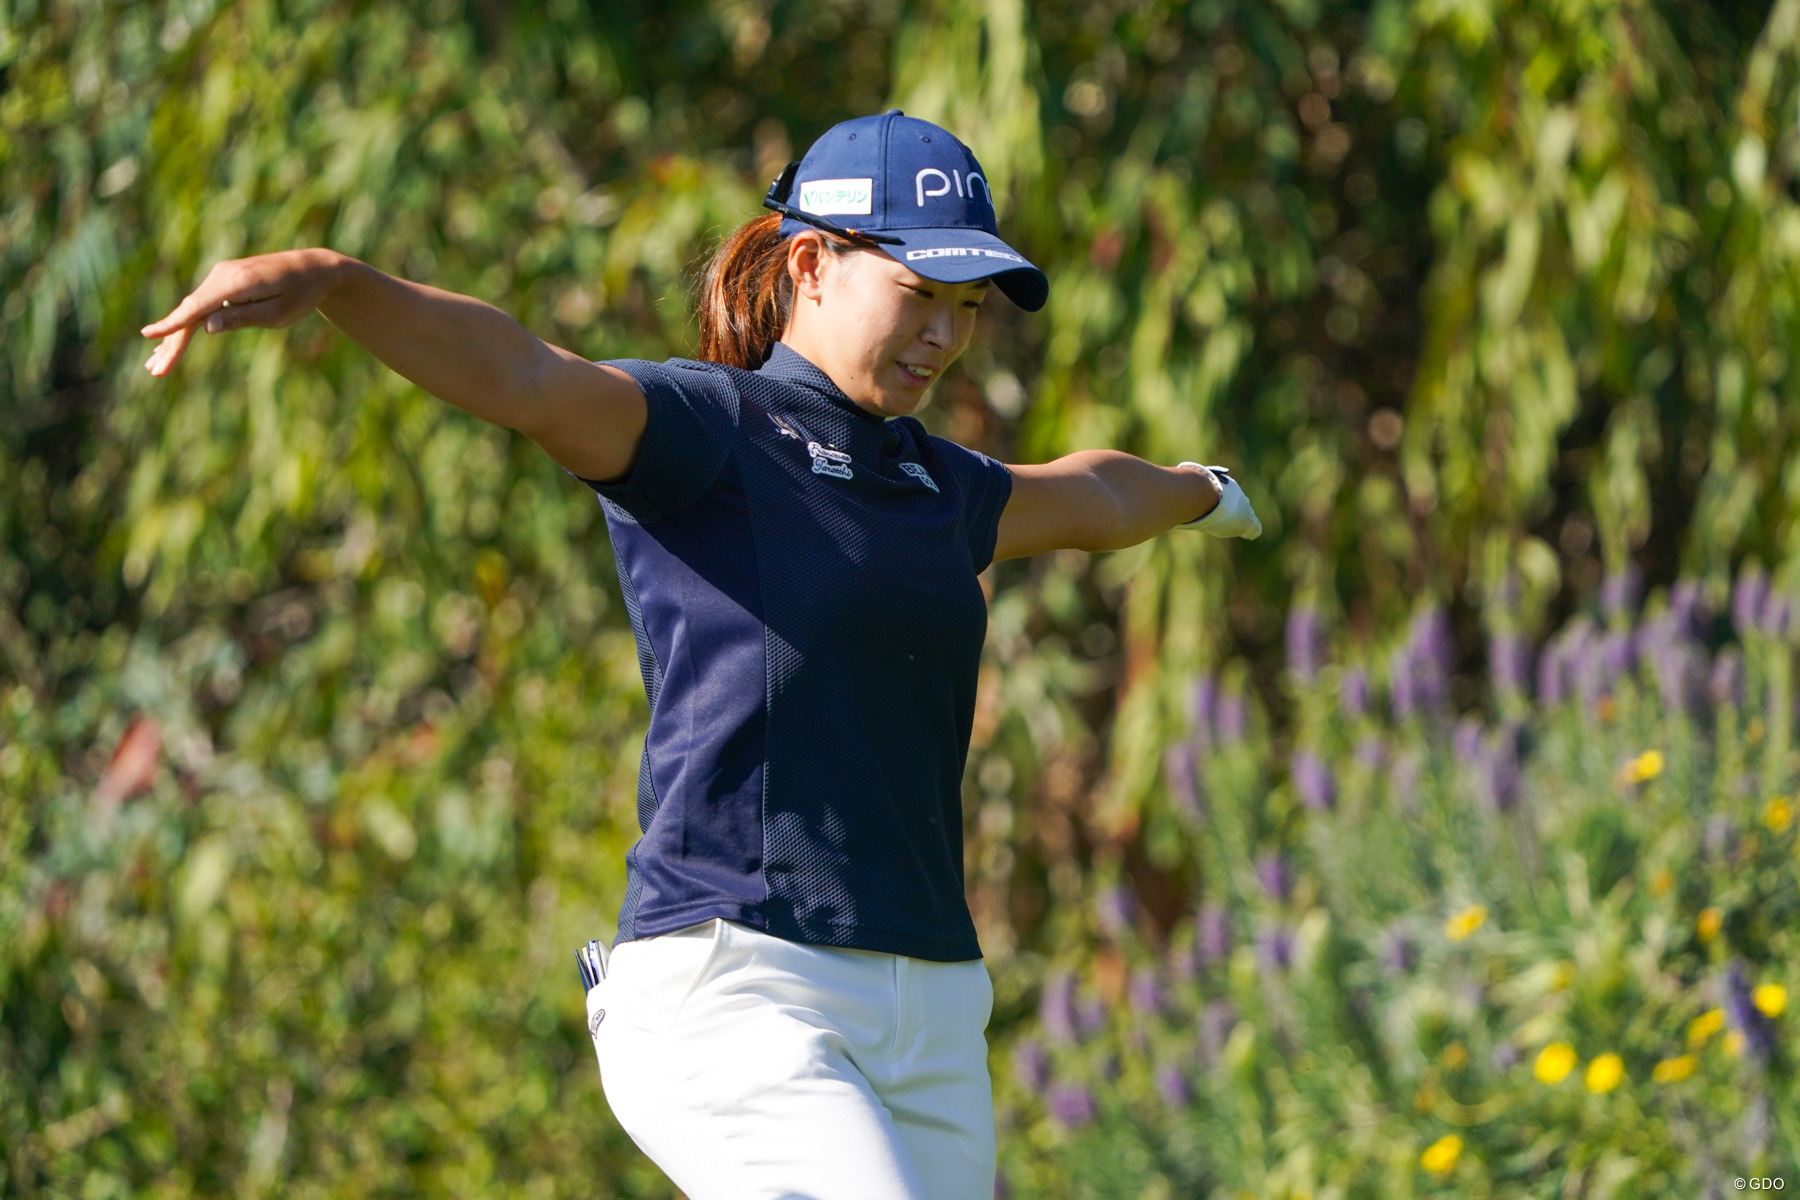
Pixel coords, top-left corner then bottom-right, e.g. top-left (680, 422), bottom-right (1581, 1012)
top-left (927, 435), bottom-right (1014, 573)
top-left (580, 358), bottom-right (741, 524)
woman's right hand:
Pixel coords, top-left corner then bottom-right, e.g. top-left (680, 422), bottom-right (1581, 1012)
top-left (142, 248), bottom-right (347, 376)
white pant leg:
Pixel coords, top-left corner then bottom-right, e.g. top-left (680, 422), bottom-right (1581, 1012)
top-left (872, 955), bottom-right (996, 1200)
top-left (590, 919), bottom-right (943, 1200)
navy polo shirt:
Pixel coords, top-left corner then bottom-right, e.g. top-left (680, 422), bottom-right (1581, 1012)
top-left (584, 342), bottom-right (1012, 962)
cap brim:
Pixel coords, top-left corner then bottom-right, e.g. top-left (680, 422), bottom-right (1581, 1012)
top-left (877, 228), bottom-right (1048, 312)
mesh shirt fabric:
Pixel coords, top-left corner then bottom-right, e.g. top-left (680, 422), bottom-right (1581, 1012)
top-left (584, 343), bottom-right (1011, 962)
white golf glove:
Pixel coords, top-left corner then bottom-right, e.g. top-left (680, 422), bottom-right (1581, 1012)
top-left (1177, 463), bottom-right (1261, 539)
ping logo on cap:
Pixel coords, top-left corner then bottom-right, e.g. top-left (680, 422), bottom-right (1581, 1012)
top-left (798, 178), bottom-right (874, 216)
top-left (915, 168), bottom-right (990, 208)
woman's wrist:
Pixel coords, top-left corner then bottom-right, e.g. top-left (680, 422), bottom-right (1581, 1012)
top-left (1174, 462), bottom-right (1223, 524)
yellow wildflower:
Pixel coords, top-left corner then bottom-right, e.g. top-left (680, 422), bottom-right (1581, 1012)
top-left (1687, 1008), bottom-right (1724, 1049)
top-left (1753, 983), bottom-right (1787, 1018)
top-left (1697, 907), bottom-right (1723, 942)
top-left (1420, 1134), bottom-right (1462, 1176)
top-left (1651, 1055), bottom-right (1696, 1083)
top-left (1621, 750), bottom-right (1664, 784)
top-left (1764, 796), bottom-right (1794, 834)
top-left (1724, 1030), bottom-right (1746, 1057)
top-left (1445, 904), bottom-right (1487, 941)
top-left (1584, 1052), bottom-right (1624, 1093)
top-left (1534, 1042), bottom-right (1577, 1084)
top-left (1441, 1041), bottom-right (1468, 1069)
top-left (1650, 867), bottom-right (1674, 897)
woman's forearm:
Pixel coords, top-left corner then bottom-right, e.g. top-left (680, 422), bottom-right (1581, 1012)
top-left (995, 450), bottom-right (1222, 559)
top-left (316, 255), bottom-right (562, 432)
top-left (1076, 450), bottom-right (1220, 550)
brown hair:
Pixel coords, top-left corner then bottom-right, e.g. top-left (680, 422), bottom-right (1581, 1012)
top-left (696, 214), bottom-right (855, 369)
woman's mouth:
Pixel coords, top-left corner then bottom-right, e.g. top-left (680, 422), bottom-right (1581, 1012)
top-left (896, 362), bottom-right (937, 387)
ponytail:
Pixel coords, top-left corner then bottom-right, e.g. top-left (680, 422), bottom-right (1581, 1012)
top-left (696, 213), bottom-right (855, 369)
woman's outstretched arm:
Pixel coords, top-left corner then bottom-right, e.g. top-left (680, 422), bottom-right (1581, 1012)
top-left (991, 451), bottom-right (1228, 561)
top-left (141, 249), bottom-right (646, 481)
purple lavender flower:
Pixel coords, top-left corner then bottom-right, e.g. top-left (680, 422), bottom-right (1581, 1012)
top-left (1734, 566), bottom-right (1770, 635)
top-left (1128, 967), bottom-right (1163, 1018)
top-left (995, 1170), bottom-right (1012, 1200)
top-left (1074, 994), bottom-right (1108, 1039)
top-left (1600, 629), bottom-right (1636, 680)
top-left (1490, 1040), bottom-right (1520, 1071)
top-left (1654, 641), bottom-right (1707, 717)
top-left (1196, 902), bottom-right (1232, 967)
top-left (1412, 606), bottom-right (1454, 712)
top-left (1453, 717), bottom-right (1484, 762)
top-left (1154, 1063), bottom-right (1192, 1108)
top-left (1286, 606), bottom-right (1325, 683)
top-left (1165, 743), bottom-right (1202, 820)
top-left (1040, 970), bottom-right (1077, 1045)
top-left (1389, 643), bottom-right (1418, 721)
top-left (1255, 851), bottom-right (1290, 901)
top-left (1536, 638), bottom-right (1566, 706)
top-left (1215, 688), bottom-right (1247, 743)
top-left (1340, 667), bottom-right (1370, 719)
top-left (1379, 926), bottom-right (1416, 975)
top-left (1601, 564), bottom-right (1642, 620)
top-left (1167, 939), bottom-right (1197, 983)
top-left (1292, 748), bottom-right (1336, 813)
top-left (1191, 673), bottom-right (1218, 748)
top-left (1256, 926), bottom-right (1295, 972)
top-left (1480, 723), bottom-right (1522, 812)
top-left (1723, 960), bottom-right (1777, 1066)
top-left (1710, 648), bottom-right (1744, 708)
top-left (1197, 999), bottom-right (1234, 1068)
top-left (1670, 578), bottom-right (1709, 639)
top-left (1355, 734), bottom-right (1385, 772)
top-left (1012, 1039), bottom-right (1049, 1091)
top-left (1047, 1080), bottom-right (1095, 1128)
top-left (1489, 631), bottom-right (1532, 700)
top-left (1095, 884), bottom-right (1135, 941)
top-left (1761, 591), bottom-right (1793, 638)
top-left (1574, 631), bottom-right (1611, 710)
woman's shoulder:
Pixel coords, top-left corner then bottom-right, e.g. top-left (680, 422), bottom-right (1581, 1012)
top-left (602, 355), bottom-right (753, 386)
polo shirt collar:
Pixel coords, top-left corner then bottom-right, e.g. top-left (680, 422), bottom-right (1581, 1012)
top-left (758, 343), bottom-right (885, 426)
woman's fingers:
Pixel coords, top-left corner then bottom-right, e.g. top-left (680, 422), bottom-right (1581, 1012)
top-left (201, 295), bottom-right (286, 333)
top-left (144, 326), bottom-right (195, 377)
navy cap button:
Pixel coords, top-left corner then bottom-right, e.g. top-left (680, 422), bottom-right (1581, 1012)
top-left (887, 108), bottom-right (903, 115)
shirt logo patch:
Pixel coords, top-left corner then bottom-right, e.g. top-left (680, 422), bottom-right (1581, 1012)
top-left (770, 414), bottom-right (802, 440)
top-left (899, 461), bottom-right (939, 492)
top-left (589, 1008), bottom-right (605, 1037)
top-left (808, 442), bottom-right (853, 480)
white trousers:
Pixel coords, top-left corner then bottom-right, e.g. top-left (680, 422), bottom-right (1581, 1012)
top-left (586, 918), bottom-right (996, 1200)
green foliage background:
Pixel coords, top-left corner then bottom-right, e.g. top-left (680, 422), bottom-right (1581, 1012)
top-left (4, 0), bottom-right (1800, 1194)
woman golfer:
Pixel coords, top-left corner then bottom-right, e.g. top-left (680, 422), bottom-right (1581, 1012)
top-left (143, 111), bottom-right (1260, 1200)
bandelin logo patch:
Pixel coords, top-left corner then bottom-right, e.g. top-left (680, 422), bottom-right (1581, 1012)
top-left (798, 177), bottom-right (874, 216)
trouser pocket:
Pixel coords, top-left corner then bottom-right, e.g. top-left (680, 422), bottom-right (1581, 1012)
top-left (603, 918), bottom-right (725, 1035)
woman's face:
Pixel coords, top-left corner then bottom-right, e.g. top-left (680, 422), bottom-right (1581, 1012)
top-left (781, 233), bottom-right (990, 418)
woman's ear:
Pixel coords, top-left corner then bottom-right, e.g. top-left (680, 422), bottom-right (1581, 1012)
top-left (786, 232), bottom-right (830, 304)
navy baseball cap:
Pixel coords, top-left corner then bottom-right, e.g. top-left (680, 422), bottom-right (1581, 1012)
top-left (764, 110), bottom-right (1049, 312)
